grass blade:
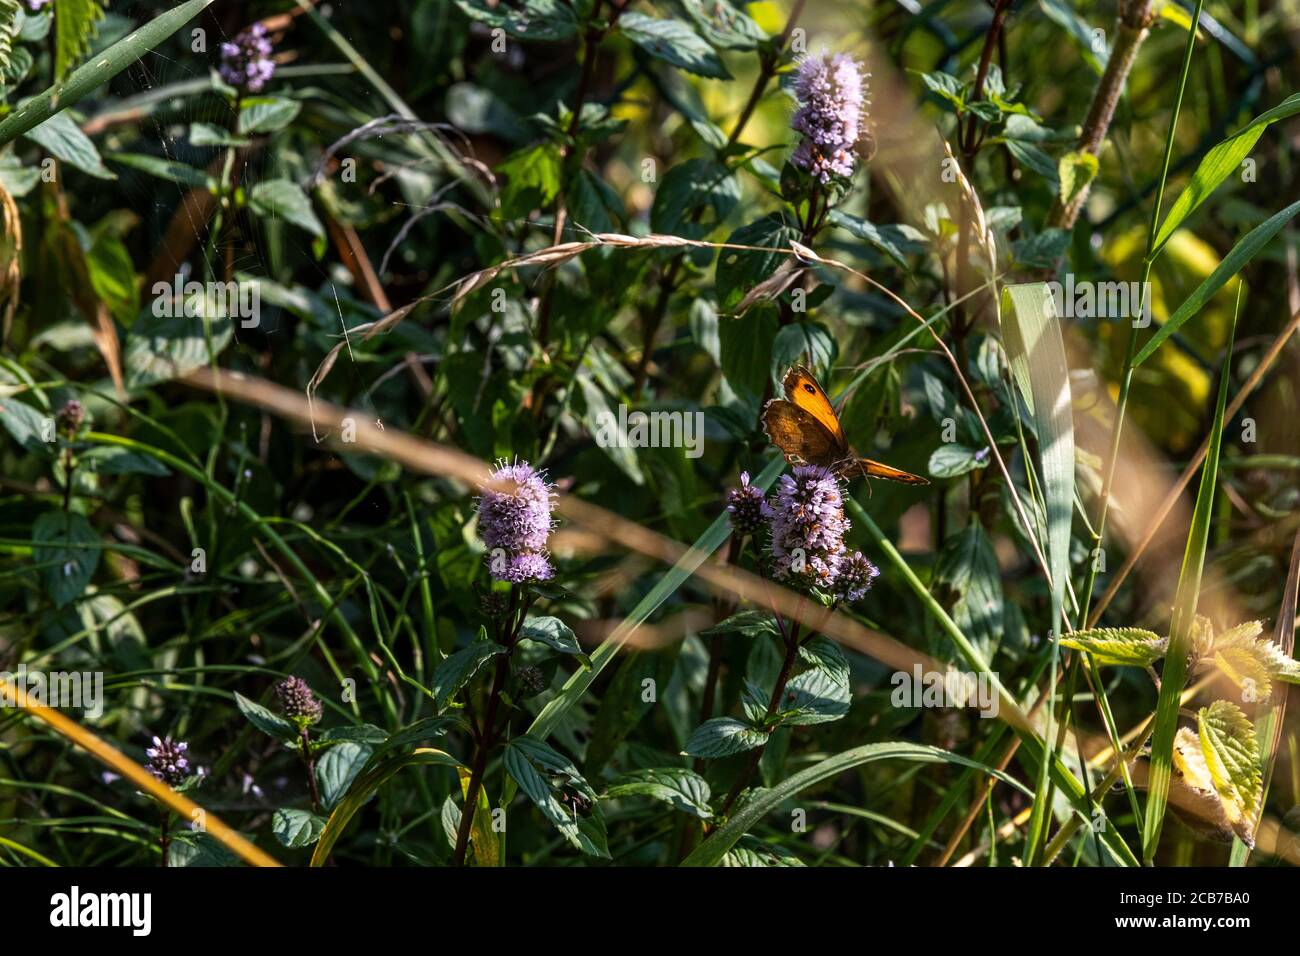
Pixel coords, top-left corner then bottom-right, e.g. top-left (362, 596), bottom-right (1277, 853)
top-left (1152, 92), bottom-right (1300, 255)
top-left (1141, 289), bottom-right (1240, 862)
top-left (681, 742), bottom-right (1032, 867)
top-left (0, 0), bottom-right (216, 148)
top-left (1134, 199), bottom-right (1300, 366)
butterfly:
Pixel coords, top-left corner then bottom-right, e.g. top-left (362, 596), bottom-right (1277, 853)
top-left (761, 365), bottom-right (929, 485)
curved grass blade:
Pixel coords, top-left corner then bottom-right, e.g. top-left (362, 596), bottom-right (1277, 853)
top-left (1141, 288), bottom-right (1240, 862)
top-left (1152, 93), bottom-right (1300, 255)
top-left (0, 0), bottom-right (216, 149)
top-left (311, 748), bottom-right (462, 866)
top-left (1134, 199), bottom-right (1300, 367)
top-left (681, 742), bottom-right (1032, 867)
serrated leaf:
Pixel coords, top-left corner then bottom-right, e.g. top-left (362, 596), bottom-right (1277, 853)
top-left (428, 642), bottom-right (504, 712)
top-left (238, 96), bottom-right (301, 135)
top-left (779, 667), bottom-right (851, 725)
top-left (234, 691), bottom-right (298, 743)
top-left (1057, 150), bottom-right (1098, 205)
top-left (23, 111), bottom-right (114, 179)
top-left (700, 609), bottom-right (779, 640)
top-left (520, 616), bottom-right (590, 666)
top-left (1060, 627), bottom-right (1168, 667)
top-left (1198, 701), bottom-right (1262, 843)
top-left (619, 12), bottom-right (730, 79)
top-left (503, 737), bottom-right (607, 857)
top-left (451, 0), bottom-right (576, 41)
top-left (54, 0), bottom-right (105, 79)
top-left (0, 0), bottom-right (19, 77)
top-left (248, 179), bottom-right (324, 238)
top-left (32, 511), bottom-right (99, 608)
top-left (683, 716), bottom-right (768, 757)
top-left (798, 635), bottom-right (850, 688)
top-left (606, 767), bottom-right (712, 818)
top-left (316, 741), bottom-right (374, 811)
top-left (271, 808), bottom-right (326, 848)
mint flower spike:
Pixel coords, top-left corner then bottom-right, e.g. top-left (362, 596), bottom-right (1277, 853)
top-left (726, 471), bottom-right (767, 536)
top-left (275, 676), bottom-right (323, 726)
top-left (145, 736), bottom-right (191, 787)
top-left (219, 23), bottom-right (277, 93)
top-left (791, 50), bottom-right (868, 184)
top-left (477, 458), bottom-right (557, 583)
top-left (766, 464), bottom-right (850, 590)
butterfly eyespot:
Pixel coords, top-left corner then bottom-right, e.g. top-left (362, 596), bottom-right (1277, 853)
top-left (803, 384), bottom-right (816, 394)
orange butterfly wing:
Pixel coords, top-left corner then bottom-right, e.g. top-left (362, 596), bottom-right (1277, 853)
top-left (781, 365), bottom-right (848, 448)
top-left (765, 365), bottom-right (930, 486)
top-left (761, 399), bottom-right (842, 468)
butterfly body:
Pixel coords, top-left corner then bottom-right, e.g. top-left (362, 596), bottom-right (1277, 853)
top-left (761, 365), bottom-right (929, 486)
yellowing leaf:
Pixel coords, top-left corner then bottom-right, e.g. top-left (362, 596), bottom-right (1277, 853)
top-left (1197, 701), bottom-right (1262, 844)
top-left (1060, 626), bottom-right (1167, 667)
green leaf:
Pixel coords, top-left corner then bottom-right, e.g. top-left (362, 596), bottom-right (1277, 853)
top-left (681, 0), bottom-right (765, 50)
top-left (109, 152), bottom-right (207, 187)
top-left (716, 214), bottom-right (796, 310)
top-left (619, 12), bottom-right (730, 79)
top-left (1153, 93), bottom-right (1300, 254)
top-left (928, 443), bottom-right (989, 478)
top-left (0, 0), bottom-right (218, 149)
top-left (682, 742), bottom-right (1033, 866)
top-left (238, 96), bottom-right (302, 135)
top-left (54, 0), bottom-right (105, 79)
top-left (779, 668), bottom-right (850, 726)
top-left (683, 717), bottom-right (767, 757)
top-left (0, 0), bottom-right (19, 77)
top-left (700, 609), bottom-right (778, 640)
top-left (271, 808), bottom-right (326, 848)
top-left (503, 737), bottom-right (608, 858)
top-left (650, 158), bottom-right (740, 239)
top-left (1133, 199), bottom-right (1300, 367)
top-left (798, 636), bottom-right (849, 688)
top-left (1060, 627), bottom-right (1168, 667)
top-left (828, 210), bottom-right (928, 267)
top-left (0, 396), bottom-right (53, 453)
top-left (606, 767), bottom-right (712, 818)
top-left (23, 111), bottom-right (114, 179)
top-left (931, 524), bottom-right (1004, 660)
top-left (123, 310), bottom-right (234, 389)
top-left (1057, 150), bottom-right (1098, 205)
top-left (233, 691), bottom-right (298, 743)
top-left (248, 179), bottom-right (325, 239)
top-left (429, 641), bottom-right (504, 712)
top-left (32, 511), bottom-right (99, 608)
top-left (316, 741), bottom-right (374, 811)
top-left (520, 616), bottom-right (590, 666)
top-left (451, 0), bottom-right (577, 41)
top-left (1198, 701), bottom-right (1262, 843)
top-left (190, 122), bottom-right (249, 148)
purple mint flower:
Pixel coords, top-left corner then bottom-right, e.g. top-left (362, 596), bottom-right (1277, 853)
top-left (499, 551), bottom-right (556, 584)
top-left (791, 51), bottom-right (868, 184)
top-left (833, 550), bottom-right (880, 603)
top-left (275, 676), bottom-right (322, 725)
top-left (478, 459), bottom-right (557, 583)
top-left (218, 23), bottom-right (277, 93)
top-left (726, 471), bottom-right (767, 536)
top-left (766, 464), bottom-right (851, 589)
top-left (26, 0), bottom-right (52, 10)
top-left (145, 735), bottom-right (191, 787)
